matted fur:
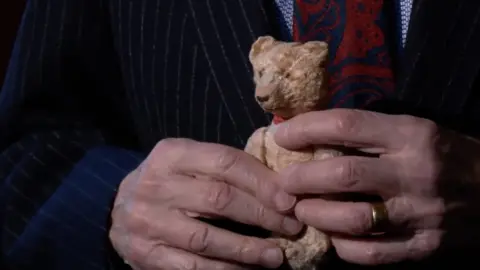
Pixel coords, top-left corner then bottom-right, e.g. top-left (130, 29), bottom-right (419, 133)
top-left (245, 36), bottom-right (343, 270)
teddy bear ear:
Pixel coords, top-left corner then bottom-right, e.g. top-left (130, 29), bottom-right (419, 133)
top-left (249, 36), bottom-right (277, 62)
top-left (298, 41), bottom-right (329, 64)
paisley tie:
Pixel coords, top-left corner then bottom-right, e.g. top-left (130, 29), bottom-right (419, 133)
top-left (293, 0), bottom-right (396, 109)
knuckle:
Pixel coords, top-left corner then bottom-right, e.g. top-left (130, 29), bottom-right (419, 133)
top-left (254, 177), bottom-right (276, 203)
top-left (117, 170), bottom-right (139, 194)
top-left (415, 160), bottom-right (441, 185)
top-left (400, 115), bottom-right (439, 142)
top-left (122, 217), bottom-right (141, 237)
top-left (187, 226), bottom-right (210, 253)
top-left (121, 204), bottom-right (152, 235)
top-left (206, 182), bottom-right (234, 211)
top-left (152, 245), bottom-right (201, 270)
top-left (142, 244), bottom-right (160, 267)
top-left (154, 138), bottom-right (186, 153)
top-left (108, 228), bottom-right (123, 251)
top-left (348, 206), bottom-right (373, 235)
top-left (144, 244), bottom-right (197, 270)
top-left (405, 155), bottom-right (440, 187)
top-left (178, 259), bottom-right (199, 270)
top-left (396, 114), bottom-right (419, 126)
top-left (115, 171), bottom-right (148, 206)
top-left (156, 179), bottom-right (176, 203)
top-left (333, 109), bottom-right (362, 135)
top-left (128, 238), bottom-right (149, 265)
top-left (281, 165), bottom-right (300, 190)
top-left (232, 237), bottom-right (258, 264)
top-left (110, 204), bottom-right (135, 236)
top-left (212, 265), bottom-right (233, 270)
top-left (152, 138), bottom-right (190, 166)
top-left (337, 159), bottom-right (363, 189)
top-left (121, 207), bottom-right (138, 229)
top-left (385, 197), bottom-right (412, 226)
top-left (363, 245), bottom-right (386, 265)
top-left (110, 200), bottom-right (125, 224)
top-left (254, 205), bottom-right (271, 227)
top-left (417, 119), bottom-right (439, 142)
top-left (133, 201), bottom-right (150, 218)
top-left (408, 232), bottom-right (441, 260)
top-left (211, 146), bottom-right (240, 174)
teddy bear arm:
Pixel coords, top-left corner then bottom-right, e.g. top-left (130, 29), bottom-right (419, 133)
top-left (313, 147), bottom-right (344, 160)
top-left (244, 127), bottom-right (267, 164)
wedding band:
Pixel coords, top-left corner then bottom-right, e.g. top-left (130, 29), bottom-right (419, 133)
top-left (370, 202), bottom-right (389, 234)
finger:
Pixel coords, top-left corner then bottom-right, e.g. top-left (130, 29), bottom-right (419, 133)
top-left (295, 197), bottom-right (421, 236)
top-left (155, 210), bottom-right (285, 269)
top-left (295, 199), bottom-right (381, 235)
top-left (274, 109), bottom-right (408, 152)
top-left (162, 175), bottom-right (303, 235)
top-left (331, 230), bottom-right (442, 265)
top-left (332, 236), bottom-right (409, 265)
top-left (164, 139), bottom-right (297, 212)
top-left (295, 196), bottom-right (437, 236)
top-left (127, 236), bottom-right (248, 270)
top-left (279, 156), bottom-right (400, 198)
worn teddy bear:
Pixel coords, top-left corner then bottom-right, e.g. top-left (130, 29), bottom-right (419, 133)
top-left (245, 36), bottom-right (343, 270)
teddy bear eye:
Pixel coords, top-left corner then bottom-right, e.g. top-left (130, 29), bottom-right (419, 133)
top-left (258, 69), bottom-right (264, 77)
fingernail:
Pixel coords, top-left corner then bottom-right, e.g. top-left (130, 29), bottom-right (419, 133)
top-left (261, 248), bottom-right (283, 268)
top-left (275, 192), bottom-right (296, 211)
top-left (283, 216), bottom-right (303, 235)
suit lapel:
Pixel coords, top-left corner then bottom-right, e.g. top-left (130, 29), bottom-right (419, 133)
top-left (187, 0), bottom-right (277, 142)
top-left (184, 0), bottom-right (480, 138)
top-left (396, 0), bottom-right (480, 120)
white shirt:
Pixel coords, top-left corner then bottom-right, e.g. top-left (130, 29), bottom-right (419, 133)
top-left (274, 0), bottom-right (413, 47)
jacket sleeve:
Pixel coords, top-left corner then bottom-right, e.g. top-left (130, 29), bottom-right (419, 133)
top-left (0, 0), bottom-right (144, 269)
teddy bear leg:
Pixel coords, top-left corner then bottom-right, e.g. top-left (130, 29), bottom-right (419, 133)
top-left (273, 147), bottom-right (344, 269)
top-left (269, 225), bottom-right (331, 270)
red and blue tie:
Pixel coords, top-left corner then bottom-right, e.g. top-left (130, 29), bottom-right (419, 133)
top-left (292, 0), bottom-right (396, 109)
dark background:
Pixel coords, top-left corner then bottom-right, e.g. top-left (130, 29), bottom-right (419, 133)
top-left (0, 1), bottom-right (26, 87)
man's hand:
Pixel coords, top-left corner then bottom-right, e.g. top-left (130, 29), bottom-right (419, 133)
top-left (274, 109), bottom-right (480, 265)
top-left (109, 139), bottom-right (303, 270)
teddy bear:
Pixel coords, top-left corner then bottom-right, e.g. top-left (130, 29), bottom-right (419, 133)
top-left (245, 36), bottom-right (344, 270)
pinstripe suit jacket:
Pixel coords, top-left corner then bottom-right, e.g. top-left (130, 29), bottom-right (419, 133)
top-left (1, 0), bottom-right (480, 269)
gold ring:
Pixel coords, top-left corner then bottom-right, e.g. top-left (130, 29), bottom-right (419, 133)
top-left (370, 202), bottom-right (389, 234)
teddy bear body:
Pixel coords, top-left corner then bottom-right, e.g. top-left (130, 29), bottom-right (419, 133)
top-left (245, 125), bottom-right (342, 172)
top-left (245, 36), bottom-right (343, 270)
top-left (245, 125), bottom-right (312, 172)
top-left (245, 124), bottom-right (342, 270)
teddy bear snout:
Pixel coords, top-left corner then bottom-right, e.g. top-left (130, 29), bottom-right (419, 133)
top-left (255, 84), bottom-right (276, 103)
top-left (256, 95), bottom-right (270, 102)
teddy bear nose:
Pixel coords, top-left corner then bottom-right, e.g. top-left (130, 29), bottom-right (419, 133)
top-left (256, 95), bottom-right (270, 102)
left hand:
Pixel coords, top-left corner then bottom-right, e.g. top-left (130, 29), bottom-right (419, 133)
top-left (274, 109), bottom-right (480, 265)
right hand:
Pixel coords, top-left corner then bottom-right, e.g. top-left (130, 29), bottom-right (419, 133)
top-left (109, 138), bottom-right (304, 270)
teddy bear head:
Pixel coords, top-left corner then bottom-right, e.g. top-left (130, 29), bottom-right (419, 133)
top-left (249, 36), bottom-right (329, 119)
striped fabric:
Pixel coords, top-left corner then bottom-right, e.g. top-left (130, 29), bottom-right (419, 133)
top-left (2, 0), bottom-right (480, 269)
top-left (0, 0), bottom-right (273, 268)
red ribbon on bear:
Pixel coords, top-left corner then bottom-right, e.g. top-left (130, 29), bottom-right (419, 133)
top-left (272, 115), bottom-right (286, 125)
